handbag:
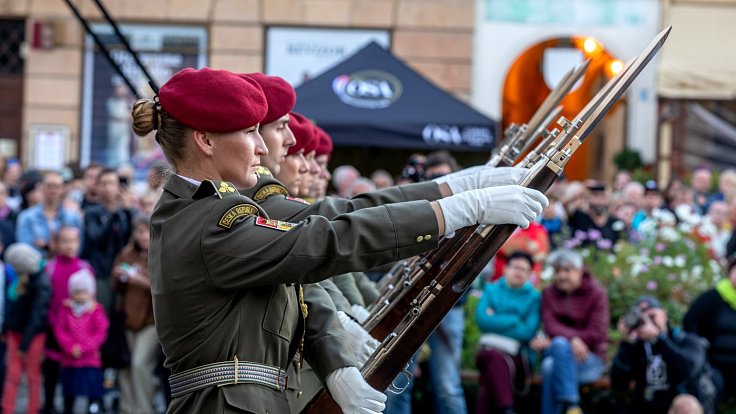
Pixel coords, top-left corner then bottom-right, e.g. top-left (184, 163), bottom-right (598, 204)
top-left (478, 333), bottom-right (521, 356)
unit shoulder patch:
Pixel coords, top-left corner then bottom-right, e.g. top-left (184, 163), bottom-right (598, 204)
top-left (254, 216), bottom-right (296, 232)
top-left (253, 184), bottom-right (288, 201)
top-left (218, 203), bottom-right (259, 229)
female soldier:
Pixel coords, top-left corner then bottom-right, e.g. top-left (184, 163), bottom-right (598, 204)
top-left (133, 67), bottom-right (547, 413)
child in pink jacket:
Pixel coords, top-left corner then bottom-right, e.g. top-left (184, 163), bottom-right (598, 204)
top-left (53, 269), bottom-right (109, 414)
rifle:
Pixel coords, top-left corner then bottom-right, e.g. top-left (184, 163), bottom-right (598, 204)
top-left (369, 61), bottom-right (585, 306)
top-left (361, 61), bottom-right (589, 339)
top-left (302, 26), bottom-right (671, 414)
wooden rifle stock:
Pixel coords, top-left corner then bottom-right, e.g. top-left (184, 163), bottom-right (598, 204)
top-left (363, 153), bottom-right (516, 338)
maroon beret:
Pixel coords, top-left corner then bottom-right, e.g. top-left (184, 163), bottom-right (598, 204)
top-left (287, 112), bottom-right (315, 156)
top-left (314, 126), bottom-right (333, 157)
top-left (245, 73), bottom-right (297, 125)
top-left (159, 67), bottom-right (267, 133)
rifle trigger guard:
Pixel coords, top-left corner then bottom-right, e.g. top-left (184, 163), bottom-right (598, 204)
top-left (386, 362), bottom-right (413, 395)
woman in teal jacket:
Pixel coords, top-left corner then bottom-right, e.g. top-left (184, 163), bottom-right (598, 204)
top-left (475, 251), bottom-right (541, 414)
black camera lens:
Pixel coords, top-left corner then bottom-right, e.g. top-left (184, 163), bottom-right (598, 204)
top-left (623, 307), bottom-right (644, 330)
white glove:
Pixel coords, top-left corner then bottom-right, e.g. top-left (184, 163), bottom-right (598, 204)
top-left (337, 311), bottom-right (380, 366)
top-left (326, 366), bottom-right (386, 414)
top-left (433, 166), bottom-right (528, 194)
top-left (436, 185), bottom-right (548, 235)
top-left (351, 304), bottom-right (371, 324)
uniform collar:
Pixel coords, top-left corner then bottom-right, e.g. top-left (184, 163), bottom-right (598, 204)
top-left (163, 174), bottom-right (239, 200)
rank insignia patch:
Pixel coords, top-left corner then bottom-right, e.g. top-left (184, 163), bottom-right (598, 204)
top-left (217, 181), bottom-right (237, 194)
top-left (285, 196), bottom-right (310, 205)
top-left (253, 184), bottom-right (288, 201)
top-left (218, 204), bottom-right (259, 229)
top-left (255, 166), bottom-right (272, 177)
top-left (255, 217), bottom-right (296, 232)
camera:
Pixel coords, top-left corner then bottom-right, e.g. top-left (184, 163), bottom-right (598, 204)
top-left (622, 306), bottom-right (644, 330)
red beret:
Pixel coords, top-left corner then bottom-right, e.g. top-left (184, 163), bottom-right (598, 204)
top-left (246, 73), bottom-right (296, 125)
top-left (159, 68), bottom-right (267, 133)
top-left (314, 126), bottom-right (333, 157)
top-left (287, 112), bottom-right (315, 156)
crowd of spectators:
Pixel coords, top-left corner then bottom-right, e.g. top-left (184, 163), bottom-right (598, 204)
top-left (347, 155), bottom-right (736, 414)
top-left (1, 149), bottom-right (735, 414)
top-left (0, 158), bottom-right (165, 414)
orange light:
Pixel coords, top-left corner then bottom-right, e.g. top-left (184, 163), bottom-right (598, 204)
top-left (583, 38), bottom-right (599, 54)
top-left (609, 60), bottom-right (624, 75)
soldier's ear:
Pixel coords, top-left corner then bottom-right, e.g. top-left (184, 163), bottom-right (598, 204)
top-left (192, 130), bottom-right (213, 157)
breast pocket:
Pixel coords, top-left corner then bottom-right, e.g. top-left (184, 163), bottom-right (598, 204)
top-left (262, 285), bottom-right (299, 341)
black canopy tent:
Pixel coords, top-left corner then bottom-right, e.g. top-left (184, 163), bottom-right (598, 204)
top-left (293, 42), bottom-right (499, 152)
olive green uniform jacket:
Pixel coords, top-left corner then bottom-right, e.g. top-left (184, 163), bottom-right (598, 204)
top-left (151, 174), bottom-right (439, 414)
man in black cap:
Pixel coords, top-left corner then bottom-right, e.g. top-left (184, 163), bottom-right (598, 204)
top-left (566, 181), bottom-right (622, 243)
top-left (611, 295), bottom-right (717, 414)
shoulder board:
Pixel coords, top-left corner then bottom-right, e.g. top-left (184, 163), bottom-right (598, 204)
top-left (218, 203), bottom-right (260, 229)
top-left (254, 216), bottom-right (296, 232)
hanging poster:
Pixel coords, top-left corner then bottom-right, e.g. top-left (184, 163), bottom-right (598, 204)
top-left (81, 24), bottom-right (207, 170)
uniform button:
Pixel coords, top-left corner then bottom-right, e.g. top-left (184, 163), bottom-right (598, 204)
top-left (298, 391), bottom-right (303, 398)
top-left (425, 234), bottom-right (432, 240)
top-left (416, 236), bottom-right (424, 242)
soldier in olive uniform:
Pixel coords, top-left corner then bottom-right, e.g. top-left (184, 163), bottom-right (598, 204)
top-left (240, 105), bottom-right (535, 412)
top-left (134, 68), bottom-right (547, 413)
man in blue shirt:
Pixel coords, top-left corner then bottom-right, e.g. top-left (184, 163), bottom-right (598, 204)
top-left (15, 171), bottom-right (82, 255)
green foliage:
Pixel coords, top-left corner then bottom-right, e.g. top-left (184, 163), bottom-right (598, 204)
top-left (462, 292), bottom-right (482, 370)
top-left (613, 148), bottom-right (643, 172)
top-left (553, 209), bottom-right (722, 325)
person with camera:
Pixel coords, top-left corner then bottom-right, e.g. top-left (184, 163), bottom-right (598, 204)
top-left (611, 295), bottom-right (713, 414)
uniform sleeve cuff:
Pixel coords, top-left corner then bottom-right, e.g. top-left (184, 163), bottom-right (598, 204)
top-left (384, 200), bottom-right (440, 259)
top-left (306, 334), bottom-right (357, 381)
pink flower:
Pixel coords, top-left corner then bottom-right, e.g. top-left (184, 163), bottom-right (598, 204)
top-left (587, 229), bottom-right (602, 241)
top-left (597, 239), bottom-right (613, 250)
top-left (656, 243), bottom-right (666, 252)
top-left (646, 281), bottom-right (657, 291)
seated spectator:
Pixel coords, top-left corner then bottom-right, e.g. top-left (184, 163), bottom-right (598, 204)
top-left (612, 296), bottom-right (714, 414)
top-left (475, 252), bottom-right (541, 414)
top-left (531, 249), bottom-right (609, 414)
top-left (684, 258), bottom-right (736, 400)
